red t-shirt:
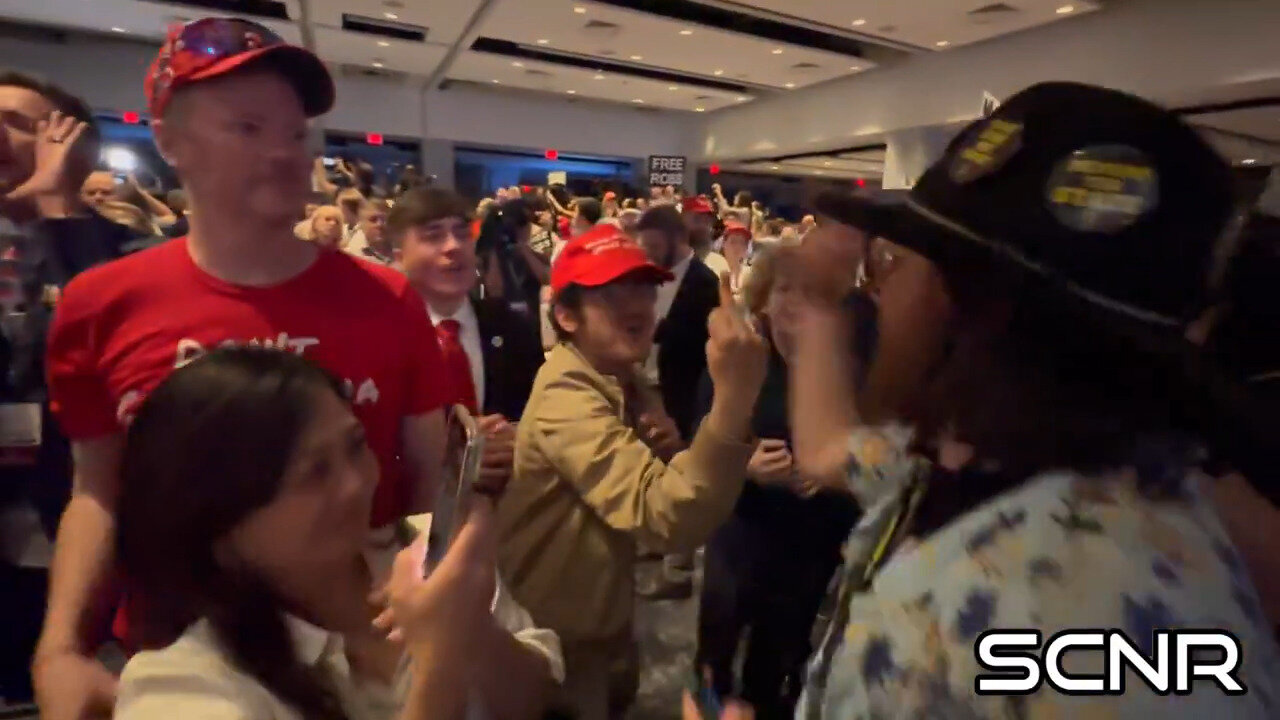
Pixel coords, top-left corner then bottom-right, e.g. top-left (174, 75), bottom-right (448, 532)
top-left (47, 238), bottom-right (450, 526)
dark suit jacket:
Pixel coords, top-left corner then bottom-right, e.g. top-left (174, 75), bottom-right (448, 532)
top-left (655, 257), bottom-right (720, 441)
top-left (471, 295), bottom-right (544, 421)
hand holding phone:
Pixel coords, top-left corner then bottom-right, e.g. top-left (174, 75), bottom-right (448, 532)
top-left (425, 405), bottom-right (485, 571)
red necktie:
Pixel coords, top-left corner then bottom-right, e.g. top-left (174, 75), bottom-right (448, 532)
top-left (436, 319), bottom-right (478, 414)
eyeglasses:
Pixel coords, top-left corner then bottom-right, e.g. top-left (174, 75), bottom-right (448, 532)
top-left (854, 237), bottom-right (901, 292)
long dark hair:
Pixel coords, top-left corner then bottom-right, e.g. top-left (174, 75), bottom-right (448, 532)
top-left (116, 347), bottom-right (350, 720)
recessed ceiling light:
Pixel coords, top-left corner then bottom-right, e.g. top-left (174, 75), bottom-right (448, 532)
top-left (372, 62), bottom-right (384, 68)
top-left (772, 48), bottom-right (784, 55)
top-left (849, 66), bottom-right (859, 71)
top-left (567, 90), bottom-right (577, 95)
top-left (384, 12), bottom-right (398, 20)
top-left (1242, 158), bottom-right (1257, 165)
top-left (377, 41), bottom-right (390, 47)
top-left (784, 82), bottom-right (796, 88)
top-left (771, 165), bottom-right (780, 170)
top-left (679, 29), bottom-right (694, 35)
top-left (593, 74), bottom-right (605, 80)
top-left (574, 6), bottom-right (587, 14)
top-left (492, 79), bottom-right (501, 84)
top-left (512, 61), bottom-right (524, 67)
top-left (537, 39), bottom-right (549, 45)
top-left (737, 96), bottom-right (748, 102)
top-left (110, 26), bottom-right (126, 32)
top-left (633, 98), bottom-right (645, 103)
top-left (713, 69), bottom-right (724, 76)
top-left (668, 85), bottom-right (679, 91)
top-left (936, 40), bottom-right (950, 47)
top-left (630, 55), bottom-right (643, 60)
top-left (824, 161), bottom-right (832, 167)
top-left (852, 18), bottom-right (867, 26)
top-left (695, 107), bottom-right (706, 112)
top-left (815, 170), bottom-right (824, 175)
top-left (1056, 5), bottom-right (1075, 14)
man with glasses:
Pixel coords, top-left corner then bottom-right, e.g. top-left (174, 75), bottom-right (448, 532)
top-left (33, 19), bottom-right (451, 720)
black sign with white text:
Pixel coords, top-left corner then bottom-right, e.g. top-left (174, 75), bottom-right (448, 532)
top-left (648, 155), bottom-right (686, 187)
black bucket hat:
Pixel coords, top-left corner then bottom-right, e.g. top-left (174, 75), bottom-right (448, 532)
top-left (815, 81), bottom-right (1236, 330)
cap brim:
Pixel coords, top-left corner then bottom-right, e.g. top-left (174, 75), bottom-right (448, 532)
top-left (812, 190), bottom-right (995, 275)
top-left (573, 262), bottom-right (674, 289)
top-left (188, 45), bottom-right (335, 117)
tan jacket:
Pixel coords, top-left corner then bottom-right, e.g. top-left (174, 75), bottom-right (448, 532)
top-left (497, 343), bottom-right (753, 644)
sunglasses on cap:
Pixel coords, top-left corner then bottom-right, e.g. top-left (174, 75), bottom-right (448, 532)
top-left (147, 16), bottom-right (333, 118)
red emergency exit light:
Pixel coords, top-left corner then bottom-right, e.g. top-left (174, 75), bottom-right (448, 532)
top-left (122, 111), bottom-right (140, 124)
top-left (366, 132), bottom-right (384, 146)
top-left (709, 163), bottom-right (721, 175)
top-left (545, 149), bottom-right (559, 160)
top-left (856, 178), bottom-right (867, 188)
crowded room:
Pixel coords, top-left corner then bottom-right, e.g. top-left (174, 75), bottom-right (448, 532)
top-left (1, 0), bottom-right (1278, 719)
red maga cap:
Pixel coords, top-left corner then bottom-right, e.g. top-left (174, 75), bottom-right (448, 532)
top-left (551, 225), bottom-right (673, 295)
top-left (145, 17), bottom-right (335, 119)
top-left (682, 195), bottom-right (715, 215)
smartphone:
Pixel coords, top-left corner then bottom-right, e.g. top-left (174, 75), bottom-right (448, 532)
top-left (322, 157), bottom-right (337, 168)
top-left (687, 668), bottom-right (723, 720)
top-left (424, 404), bottom-right (485, 571)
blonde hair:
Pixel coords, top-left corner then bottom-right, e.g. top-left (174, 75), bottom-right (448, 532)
top-left (298, 205), bottom-right (344, 247)
top-left (97, 200), bottom-right (159, 237)
top-left (740, 239), bottom-right (800, 316)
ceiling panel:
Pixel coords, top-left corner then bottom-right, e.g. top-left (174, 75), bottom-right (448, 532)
top-left (2, 0), bottom-right (303, 43)
top-left (305, 0), bottom-right (482, 49)
top-left (448, 50), bottom-right (746, 112)
top-left (737, 0), bottom-right (1100, 50)
top-left (475, 0), bottom-right (874, 91)
top-left (311, 25), bottom-right (449, 77)
top-left (1192, 107), bottom-right (1280, 144)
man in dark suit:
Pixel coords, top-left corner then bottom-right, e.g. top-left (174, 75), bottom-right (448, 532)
top-left (390, 187), bottom-right (544, 484)
top-left (634, 203), bottom-right (720, 599)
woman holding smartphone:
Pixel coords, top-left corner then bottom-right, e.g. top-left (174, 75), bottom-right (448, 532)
top-left (113, 347), bottom-right (559, 720)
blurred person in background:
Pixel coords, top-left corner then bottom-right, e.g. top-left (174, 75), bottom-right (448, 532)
top-left (475, 197), bottom-right (550, 324)
top-left (634, 204), bottom-right (721, 600)
top-left (617, 208), bottom-right (642, 237)
top-left (113, 347), bottom-right (559, 720)
top-left (684, 195), bottom-right (731, 278)
top-left (116, 173), bottom-right (178, 229)
top-left (79, 170), bottom-right (118, 208)
top-left (602, 191), bottom-right (620, 219)
top-left (787, 82), bottom-right (1279, 719)
top-left (297, 205), bottom-right (344, 249)
top-left (394, 164), bottom-right (425, 197)
top-left (345, 200), bottom-right (393, 265)
top-left (94, 201), bottom-right (162, 249)
top-left (336, 187), bottom-right (365, 243)
top-left (32, 20), bottom-right (451, 720)
top-left (497, 225), bottom-right (768, 720)
top-left (163, 188), bottom-right (190, 238)
top-left (391, 187), bottom-right (544, 426)
top-left (0, 70), bottom-right (137, 708)
top-left (798, 214), bottom-right (816, 238)
top-left (720, 220), bottom-right (752, 297)
top-left (694, 242), bottom-right (858, 720)
top-left (572, 197), bottom-right (603, 235)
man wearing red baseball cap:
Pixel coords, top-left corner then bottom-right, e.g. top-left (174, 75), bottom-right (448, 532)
top-left (33, 18), bottom-right (450, 719)
top-left (682, 194), bottom-right (731, 278)
top-left (495, 225), bottom-right (768, 720)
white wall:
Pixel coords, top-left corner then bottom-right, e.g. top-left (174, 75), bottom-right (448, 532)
top-left (0, 33), bottom-right (699, 164)
top-left (699, 0), bottom-right (1280, 161)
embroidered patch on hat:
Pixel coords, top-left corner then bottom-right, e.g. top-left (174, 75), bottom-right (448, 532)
top-left (1045, 145), bottom-right (1159, 234)
top-left (948, 117), bottom-right (1024, 184)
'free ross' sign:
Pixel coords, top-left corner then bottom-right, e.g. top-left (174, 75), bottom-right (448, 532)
top-left (648, 155), bottom-right (686, 187)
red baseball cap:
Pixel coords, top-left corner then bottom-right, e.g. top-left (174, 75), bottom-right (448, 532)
top-left (551, 225), bottom-right (673, 295)
top-left (723, 220), bottom-right (752, 239)
top-left (603, 191), bottom-right (618, 201)
top-left (146, 17), bottom-right (335, 119)
top-left (682, 195), bottom-right (715, 215)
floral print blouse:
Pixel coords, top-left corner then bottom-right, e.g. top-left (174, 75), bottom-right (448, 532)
top-left (798, 426), bottom-right (1280, 720)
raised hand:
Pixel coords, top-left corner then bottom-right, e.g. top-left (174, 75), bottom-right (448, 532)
top-left (705, 271), bottom-right (769, 403)
top-left (10, 110), bottom-right (89, 200)
top-left (746, 438), bottom-right (794, 486)
top-left (638, 411), bottom-right (684, 462)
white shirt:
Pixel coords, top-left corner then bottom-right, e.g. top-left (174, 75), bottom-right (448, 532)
top-left (645, 251), bottom-right (694, 383)
top-left (115, 517), bottom-right (564, 720)
top-left (429, 300), bottom-right (485, 412)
